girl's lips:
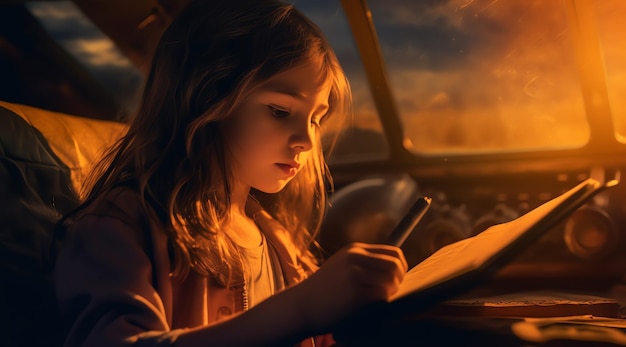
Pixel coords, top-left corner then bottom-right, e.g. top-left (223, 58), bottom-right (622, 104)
top-left (275, 163), bottom-right (298, 176)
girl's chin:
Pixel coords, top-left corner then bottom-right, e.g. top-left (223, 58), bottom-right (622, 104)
top-left (253, 181), bottom-right (290, 194)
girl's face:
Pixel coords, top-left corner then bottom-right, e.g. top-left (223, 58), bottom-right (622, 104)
top-left (226, 61), bottom-right (331, 194)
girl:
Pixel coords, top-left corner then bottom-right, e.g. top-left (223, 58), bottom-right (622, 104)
top-left (53, 0), bottom-right (407, 346)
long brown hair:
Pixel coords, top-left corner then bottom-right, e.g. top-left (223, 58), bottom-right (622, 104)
top-left (80, 0), bottom-right (351, 285)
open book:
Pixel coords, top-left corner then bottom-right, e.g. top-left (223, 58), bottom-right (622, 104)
top-left (337, 174), bottom-right (620, 334)
top-left (387, 175), bottom-right (619, 315)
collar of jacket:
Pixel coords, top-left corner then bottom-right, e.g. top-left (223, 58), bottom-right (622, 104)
top-left (245, 198), bottom-right (310, 286)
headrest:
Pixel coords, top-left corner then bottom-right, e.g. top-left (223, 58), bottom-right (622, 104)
top-left (0, 101), bottom-right (127, 194)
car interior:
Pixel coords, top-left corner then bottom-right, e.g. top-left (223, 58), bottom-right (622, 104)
top-left (3, 0), bottom-right (626, 346)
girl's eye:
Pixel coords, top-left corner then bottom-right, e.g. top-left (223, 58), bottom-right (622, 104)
top-left (268, 105), bottom-right (290, 119)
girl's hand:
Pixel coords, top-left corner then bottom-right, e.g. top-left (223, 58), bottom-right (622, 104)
top-left (293, 242), bottom-right (408, 333)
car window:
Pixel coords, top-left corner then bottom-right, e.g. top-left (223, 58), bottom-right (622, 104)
top-left (370, 0), bottom-right (589, 155)
top-left (26, 1), bottom-right (144, 119)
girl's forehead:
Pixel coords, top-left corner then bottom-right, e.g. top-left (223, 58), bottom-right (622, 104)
top-left (260, 61), bottom-right (332, 99)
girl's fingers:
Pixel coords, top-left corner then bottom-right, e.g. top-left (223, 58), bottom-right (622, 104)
top-left (341, 246), bottom-right (407, 292)
top-left (344, 261), bottom-right (404, 300)
top-left (346, 242), bottom-right (408, 273)
top-left (348, 250), bottom-right (406, 278)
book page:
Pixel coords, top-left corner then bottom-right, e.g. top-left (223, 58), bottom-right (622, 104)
top-left (390, 179), bottom-right (600, 301)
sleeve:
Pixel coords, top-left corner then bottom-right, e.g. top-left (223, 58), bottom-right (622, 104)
top-left (54, 213), bottom-right (184, 347)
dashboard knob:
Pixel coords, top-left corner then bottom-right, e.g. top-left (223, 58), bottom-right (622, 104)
top-left (564, 206), bottom-right (618, 260)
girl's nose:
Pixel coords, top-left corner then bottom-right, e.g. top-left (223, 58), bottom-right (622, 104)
top-left (289, 122), bottom-right (314, 152)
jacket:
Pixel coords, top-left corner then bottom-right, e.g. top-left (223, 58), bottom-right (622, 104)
top-left (54, 186), bottom-right (334, 347)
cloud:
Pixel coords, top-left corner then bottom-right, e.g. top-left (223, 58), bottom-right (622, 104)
top-left (65, 38), bottom-right (132, 68)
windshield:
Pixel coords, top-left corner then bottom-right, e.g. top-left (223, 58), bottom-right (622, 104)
top-left (297, 0), bottom-right (626, 160)
top-left (372, 0), bottom-right (588, 155)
